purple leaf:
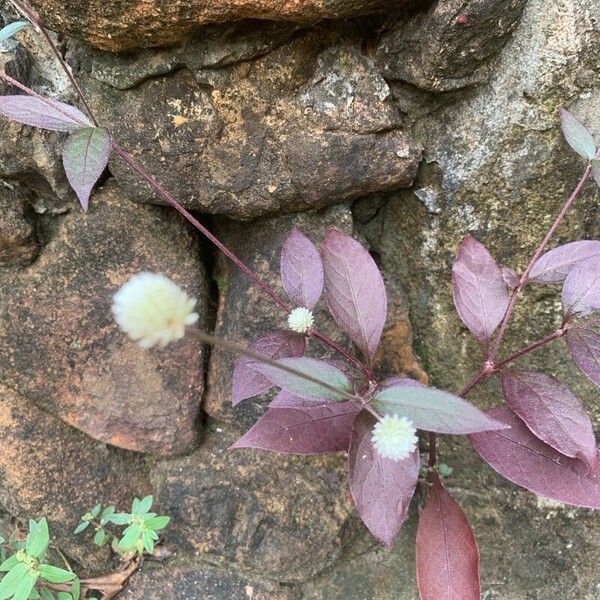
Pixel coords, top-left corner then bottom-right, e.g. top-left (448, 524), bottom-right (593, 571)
top-left (501, 266), bottom-right (520, 289)
top-left (562, 258), bottom-right (600, 317)
top-left (452, 236), bottom-right (510, 345)
top-left (321, 228), bottom-right (387, 361)
top-left (280, 228), bottom-right (324, 309)
top-left (501, 370), bottom-right (596, 466)
top-left (529, 240), bottom-right (600, 284)
top-left (416, 473), bottom-right (481, 600)
top-left (253, 356), bottom-right (352, 401)
top-left (560, 108), bottom-right (597, 160)
top-left (566, 327), bottom-right (600, 388)
top-left (269, 389), bottom-right (333, 408)
top-left (62, 127), bottom-right (111, 211)
top-left (348, 411), bottom-right (419, 547)
top-left (0, 96), bottom-right (92, 132)
top-left (373, 382), bottom-right (509, 434)
top-left (470, 406), bottom-right (600, 508)
top-left (231, 402), bottom-right (359, 455)
top-left (232, 331), bottom-right (305, 405)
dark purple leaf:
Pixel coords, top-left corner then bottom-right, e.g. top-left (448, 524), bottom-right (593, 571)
top-left (348, 411), bottom-right (419, 547)
top-left (416, 473), bottom-right (480, 600)
top-left (62, 127), bottom-right (111, 211)
top-left (0, 96), bottom-right (92, 132)
top-left (232, 331), bottom-right (305, 405)
top-left (321, 228), bottom-right (387, 361)
top-left (560, 108), bottom-right (597, 160)
top-left (501, 266), bottom-right (520, 289)
top-left (562, 258), bottom-right (600, 317)
top-left (269, 389), bottom-right (333, 408)
top-left (470, 406), bottom-right (600, 508)
top-left (253, 356), bottom-right (352, 401)
top-left (501, 370), bottom-right (596, 466)
top-left (230, 402), bottom-right (359, 454)
top-left (452, 236), bottom-right (510, 344)
top-left (529, 240), bottom-right (600, 284)
top-left (280, 228), bottom-right (324, 309)
top-left (373, 382), bottom-right (509, 434)
top-left (566, 327), bottom-right (600, 388)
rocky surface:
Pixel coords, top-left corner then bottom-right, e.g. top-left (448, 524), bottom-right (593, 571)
top-left (0, 0), bottom-right (599, 597)
top-left (28, 0), bottom-right (419, 51)
top-left (77, 24), bottom-right (420, 219)
top-left (0, 182), bottom-right (209, 455)
top-left (0, 384), bottom-right (150, 572)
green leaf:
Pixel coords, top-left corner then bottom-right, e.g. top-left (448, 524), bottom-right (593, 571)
top-left (73, 522), bottom-right (89, 535)
top-left (0, 563), bottom-right (29, 599)
top-left (28, 587), bottom-right (41, 599)
top-left (71, 578), bottom-right (80, 600)
top-left (144, 516), bottom-right (170, 531)
top-left (38, 565), bottom-right (75, 584)
top-left (560, 109), bottom-right (597, 160)
top-left (0, 537), bottom-right (4, 546)
top-left (107, 513), bottom-right (131, 526)
top-left (117, 525), bottom-right (141, 550)
top-left (90, 504), bottom-right (102, 519)
top-left (26, 518), bottom-right (49, 558)
top-left (254, 357), bottom-right (353, 401)
top-left (132, 496), bottom-right (153, 516)
top-left (40, 589), bottom-right (54, 600)
top-left (12, 573), bottom-right (37, 600)
top-left (100, 507), bottom-right (115, 524)
top-left (93, 529), bottom-right (107, 547)
top-left (141, 530), bottom-right (154, 555)
top-left (592, 159), bottom-right (600, 188)
top-left (0, 21), bottom-right (28, 43)
top-left (0, 556), bottom-right (19, 572)
top-left (57, 594), bottom-right (72, 600)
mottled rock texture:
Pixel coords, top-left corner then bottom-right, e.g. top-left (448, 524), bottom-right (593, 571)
top-left (29, 0), bottom-right (419, 51)
top-left (0, 0), bottom-right (599, 597)
top-left (77, 25), bottom-right (420, 219)
top-left (0, 182), bottom-right (209, 455)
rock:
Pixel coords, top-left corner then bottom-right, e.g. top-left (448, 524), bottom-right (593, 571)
top-left (204, 205), bottom-right (354, 429)
top-left (122, 561), bottom-right (294, 600)
top-left (377, 0), bottom-right (528, 92)
top-left (0, 182), bottom-right (38, 267)
top-left (0, 181), bottom-right (209, 455)
top-left (79, 25), bottom-right (420, 219)
top-left (150, 423), bottom-right (351, 583)
top-left (0, 383), bottom-right (151, 573)
top-left (28, 0), bottom-right (418, 52)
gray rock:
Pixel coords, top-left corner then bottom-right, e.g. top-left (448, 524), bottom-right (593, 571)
top-left (0, 181), bottom-right (38, 267)
top-left (79, 26), bottom-right (420, 219)
top-left (377, 0), bottom-right (528, 92)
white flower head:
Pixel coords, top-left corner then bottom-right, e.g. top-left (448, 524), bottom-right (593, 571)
top-left (112, 272), bottom-right (198, 349)
top-left (287, 306), bottom-right (314, 334)
top-left (372, 415), bottom-right (418, 461)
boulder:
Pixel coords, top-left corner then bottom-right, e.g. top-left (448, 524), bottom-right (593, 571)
top-left (0, 182), bottom-right (209, 455)
top-left (27, 0), bottom-right (418, 51)
top-left (79, 25), bottom-right (420, 219)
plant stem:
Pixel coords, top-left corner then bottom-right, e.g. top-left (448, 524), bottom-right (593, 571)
top-left (487, 163), bottom-right (591, 361)
top-left (186, 327), bottom-right (381, 419)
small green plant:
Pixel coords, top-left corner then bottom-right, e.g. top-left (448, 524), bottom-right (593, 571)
top-left (0, 496), bottom-right (169, 600)
top-left (0, 518), bottom-right (78, 600)
top-left (74, 496), bottom-right (170, 558)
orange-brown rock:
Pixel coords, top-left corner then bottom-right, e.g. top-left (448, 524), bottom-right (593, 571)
top-left (29, 0), bottom-right (418, 51)
top-left (0, 181), bottom-right (209, 455)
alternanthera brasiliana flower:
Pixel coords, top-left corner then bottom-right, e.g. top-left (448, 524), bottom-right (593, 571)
top-left (372, 415), bottom-right (418, 461)
top-left (112, 272), bottom-right (198, 348)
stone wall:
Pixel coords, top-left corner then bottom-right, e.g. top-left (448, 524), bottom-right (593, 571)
top-left (0, 0), bottom-right (599, 598)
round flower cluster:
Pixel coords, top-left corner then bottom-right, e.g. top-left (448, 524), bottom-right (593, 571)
top-left (372, 415), bottom-right (418, 461)
top-left (287, 306), bottom-right (314, 334)
top-left (112, 272), bottom-right (198, 348)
